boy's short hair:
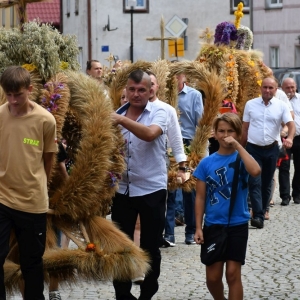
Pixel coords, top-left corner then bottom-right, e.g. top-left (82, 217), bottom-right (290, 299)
top-left (0, 66), bottom-right (31, 93)
top-left (213, 112), bottom-right (242, 138)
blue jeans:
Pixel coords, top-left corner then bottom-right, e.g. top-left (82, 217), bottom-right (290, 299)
top-left (164, 191), bottom-right (176, 236)
top-left (246, 143), bottom-right (279, 222)
top-left (183, 189), bottom-right (196, 236)
top-left (174, 189), bottom-right (184, 217)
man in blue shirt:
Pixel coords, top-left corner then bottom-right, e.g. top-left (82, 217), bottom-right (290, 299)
top-left (164, 73), bottom-right (204, 245)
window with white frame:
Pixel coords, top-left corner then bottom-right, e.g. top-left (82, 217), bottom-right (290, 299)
top-left (270, 47), bottom-right (279, 68)
top-left (265, 0), bottom-right (283, 9)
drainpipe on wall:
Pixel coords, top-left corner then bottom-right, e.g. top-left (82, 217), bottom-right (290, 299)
top-left (60, 0), bottom-right (63, 33)
top-left (87, 0), bottom-right (92, 60)
top-left (250, 0), bottom-right (253, 48)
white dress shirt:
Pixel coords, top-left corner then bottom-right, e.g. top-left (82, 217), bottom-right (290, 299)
top-left (151, 99), bottom-right (186, 163)
top-left (290, 93), bottom-right (300, 136)
top-left (243, 97), bottom-right (293, 146)
top-left (117, 101), bottom-right (168, 197)
top-left (275, 89), bottom-right (293, 145)
top-left (276, 89), bottom-right (293, 111)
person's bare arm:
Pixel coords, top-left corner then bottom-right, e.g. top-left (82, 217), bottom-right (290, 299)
top-left (223, 136), bottom-right (261, 177)
top-left (194, 179), bottom-right (206, 244)
top-left (283, 121), bottom-right (296, 149)
top-left (281, 124), bottom-right (289, 138)
top-left (58, 161), bottom-right (69, 180)
top-left (111, 112), bottom-right (163, 142)
top-left (43, 152), bottom-right (55, 182)
top-left (241, 122), bottom-right (249, 147)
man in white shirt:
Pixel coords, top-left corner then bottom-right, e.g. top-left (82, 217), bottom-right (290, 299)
top-left (279, 78), bottom-right (300, 205)
top-left (242, 78), bottom-right (295, 229)
top-left (276, 88), bottom-right (294, 119)
top-left (111, 70), bottom-right (167, 300)
top-left (148, 72), bottom-right (187, 247)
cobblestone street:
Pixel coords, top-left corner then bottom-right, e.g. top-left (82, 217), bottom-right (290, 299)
top-left (8, 169), bottom-right (300, 300)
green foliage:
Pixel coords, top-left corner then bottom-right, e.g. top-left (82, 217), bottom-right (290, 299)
top-left (184, 144), bottom-right (191, 155)
top-left (0, 21), bottom-right (80, 80)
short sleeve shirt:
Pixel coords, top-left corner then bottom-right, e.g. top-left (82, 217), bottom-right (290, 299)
top-left (117, 101), bottom-right (168, 196)
top-left (0, 102), bottom-right (57, 213)
top-left (193, 152), bottom-right (250, 226)
top-left (243, 97), bottom-right (293, 145)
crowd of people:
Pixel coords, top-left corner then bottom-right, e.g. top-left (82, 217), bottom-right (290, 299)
top-left (0, 59), bottom-right (299, 300)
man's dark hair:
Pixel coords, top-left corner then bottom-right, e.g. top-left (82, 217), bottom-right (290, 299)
top-left (128, 69), bottom-right (144, 83)
top-left (0, 66), bottom-right (31, 93)
top-left (128, 69), bottom-right (151, 88)
top-left (86, 59), bottom-right (100, 71)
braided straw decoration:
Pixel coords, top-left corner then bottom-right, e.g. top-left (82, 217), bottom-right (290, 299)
top-left (167, 61), bottom-right (226, 191)
top-left (48, 71), bottom-right (124, 220)
top-left (149, 59), bottom-right (170, 102)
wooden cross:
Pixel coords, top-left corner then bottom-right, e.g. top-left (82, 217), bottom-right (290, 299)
top-left (146, 16), bottom-right (177, 59)
top-left (0, 0), bottom-right (46, 27)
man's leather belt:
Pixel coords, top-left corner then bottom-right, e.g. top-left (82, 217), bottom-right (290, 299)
top-left (247, 141), bottom-right (278, 149)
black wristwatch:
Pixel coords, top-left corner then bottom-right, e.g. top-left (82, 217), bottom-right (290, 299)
top-left (178, 166), bottom-right (188, 172)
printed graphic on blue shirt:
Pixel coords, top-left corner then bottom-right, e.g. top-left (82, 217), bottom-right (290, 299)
top-left (193, 152), bottom-right (250, 226)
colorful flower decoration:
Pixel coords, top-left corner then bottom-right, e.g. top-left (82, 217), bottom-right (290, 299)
top-left (22, 63), bottom-right (37, 72)
top-left (60, 61), bottom-right (69, 70)
top-left (224, 51), bottom-right (239, 103)
top-left (85, 242), bottom-right (96, 252)
top-left (234, 2), bottom-right (244, 29)
top-left (236, 26), bottom-right (253, 50)
top-left (108, 171), bottom-right (121, 187)
top-left (214, 22), bottom-right (238, 46)
top-left (248, 60), bottom-right (255, 67)
top-left (41, 82), bottom-right (64, 112)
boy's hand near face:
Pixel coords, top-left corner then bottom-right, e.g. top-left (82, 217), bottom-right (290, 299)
top-left (223, 136), bottom-right (240, 149)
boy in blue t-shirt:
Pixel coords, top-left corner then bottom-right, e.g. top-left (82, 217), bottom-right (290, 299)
top-left (193, 112), bottom-right (261, 300)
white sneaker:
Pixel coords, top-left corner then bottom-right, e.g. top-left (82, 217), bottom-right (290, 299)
top-left (49, 291), bottom-right (62, 300)
top-left (132, 274), bottom-right (145, 285)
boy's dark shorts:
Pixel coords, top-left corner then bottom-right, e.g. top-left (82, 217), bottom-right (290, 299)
top-left (225, 222), bottom-right (248, 265)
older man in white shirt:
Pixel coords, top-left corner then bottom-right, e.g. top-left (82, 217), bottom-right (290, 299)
top-left (241, 78), bottom-right (295, 229)
top-left (279, 78), bottom-right (300, 205)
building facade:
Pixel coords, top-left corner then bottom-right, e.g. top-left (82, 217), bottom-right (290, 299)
top-left (62, 0), bottom-right (250, 70)
top-left (0, 6), bottom-right (18, 28)
top-left (253, 0), bottom-right (300, 68)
